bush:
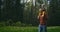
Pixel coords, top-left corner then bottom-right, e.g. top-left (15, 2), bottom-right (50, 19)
top-left (15, 21), bottom-right (21, 26)
top-left (0, 20), bottom-right (33, 27)
top-left (0, 22), bottom-right (6, 27)
top-left (6, 19), bottom-right (13, 26)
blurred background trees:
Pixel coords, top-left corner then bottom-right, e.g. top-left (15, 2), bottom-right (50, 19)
top-left (48, 0), bottom-right (60, 26)
top-left (0, 0), bottom-right (60, 26)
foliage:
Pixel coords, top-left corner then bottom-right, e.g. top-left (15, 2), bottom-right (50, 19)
top-left (48, 0), bottom-right (60, 26)
top-left (0, 20), bottom-right (32, 27)
top-left (0, 0), bottom-right (60, 26)
top-left (15, 21), bottom-right (21, 26)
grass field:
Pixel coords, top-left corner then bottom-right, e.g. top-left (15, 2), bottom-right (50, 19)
top-left (0, 26), bottom-right (60, 32)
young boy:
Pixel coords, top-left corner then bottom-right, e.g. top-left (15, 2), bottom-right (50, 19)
top-left (38, 8), bottom-right (48, 32)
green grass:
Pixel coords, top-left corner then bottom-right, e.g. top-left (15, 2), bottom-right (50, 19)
top-left (0, 26), bottom-right (60, 32)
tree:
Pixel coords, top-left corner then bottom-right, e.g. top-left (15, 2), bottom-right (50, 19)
top-left (1, 0), bottom-right (23, 21)
top-left (0, 0), bottom-right (2, 21)
top-left (48, 0), bottom-right (60, 26)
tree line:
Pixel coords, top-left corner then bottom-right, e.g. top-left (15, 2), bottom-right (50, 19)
top-left (0, 0), bottom-right (60, 26)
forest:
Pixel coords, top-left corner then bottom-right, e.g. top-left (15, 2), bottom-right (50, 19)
top-left (0, 0), bottom-right (60, 26)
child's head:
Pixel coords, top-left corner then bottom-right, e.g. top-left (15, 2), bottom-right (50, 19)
top-left (40, 8), bottom-right (46, 12)
top-left (40, 8), bottom-right (46, 15)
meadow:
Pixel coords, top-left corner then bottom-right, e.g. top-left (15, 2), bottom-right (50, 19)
top-left (0, 26), bottom-right (60, 32)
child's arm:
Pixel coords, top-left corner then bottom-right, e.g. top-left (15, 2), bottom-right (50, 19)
top-left (41, 11), bottom-right (45, 17)
top-left (37, 12), bottom-right (40, 19)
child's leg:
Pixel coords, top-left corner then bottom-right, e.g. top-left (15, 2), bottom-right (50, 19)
top-left (43, 25), bottom-right (47, 32)
top-left (38, 24), bottom-right (40, 32)
top-left (38, 24), bottom-right (43, 32)
top-left (40, 25), bottom-right (43, 32)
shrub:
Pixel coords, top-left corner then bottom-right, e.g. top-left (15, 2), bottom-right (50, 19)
top-left (15, 21), bottom-right (21, 26)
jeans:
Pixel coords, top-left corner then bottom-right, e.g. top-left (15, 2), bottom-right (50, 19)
top-left (38, 24), bottom-right (47, 32)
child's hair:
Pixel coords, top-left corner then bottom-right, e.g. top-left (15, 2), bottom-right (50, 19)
top-left (40, 9), bottom-right (46, 15)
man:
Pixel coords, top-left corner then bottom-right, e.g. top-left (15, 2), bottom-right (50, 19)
top-left (38, 8), bottom-right (48, 32)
